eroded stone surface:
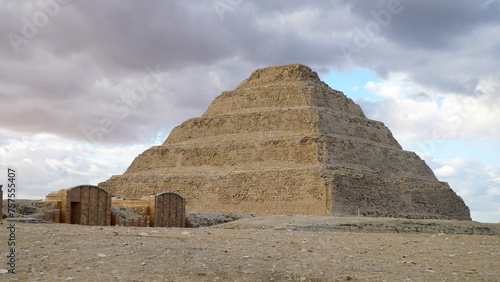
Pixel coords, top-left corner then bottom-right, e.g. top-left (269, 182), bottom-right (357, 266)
top-left (99, 64), bottom-right (471, 220)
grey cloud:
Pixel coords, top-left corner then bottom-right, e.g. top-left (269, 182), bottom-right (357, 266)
top-left (0, 0), bottom-right (498, 144)
top-left (334, 0), bottom-right (500, 93)
top-left (65, 1), bottom-right (234, 71)
top-left (345, 0), bottom-right (500, 50)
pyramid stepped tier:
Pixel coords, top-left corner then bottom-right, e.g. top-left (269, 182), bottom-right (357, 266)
top-left (164, 107), bottom-right (400, 148)
top-left (103, 167), bottom-right (327, 215)
top-left (164, 108), bottom-right (317, 144)
top-left (202, 84), bottom-right (366, 118)
top-left (125, 135), bottom-right (323, 174)
top-left (324, 171), bottom-right (470, 220)
top-left (100, 64), bottom-right (471, 220)
top-left (126, 134), bottom-right (432, 181)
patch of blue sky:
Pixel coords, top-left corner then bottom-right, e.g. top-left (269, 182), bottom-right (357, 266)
top-left (402, 139), bottom-right (500, 166)
top-left (321, 68), bottom-right (383, 101)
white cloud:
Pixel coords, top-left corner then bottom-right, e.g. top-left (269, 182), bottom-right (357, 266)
top-left (0, 132), bottom-right (155, 199)
top-left (429, 157), bottom-right (500, 222)
top-left (364, 73), bottom-right (414, 99)
top-left (434, 165), bottom-right (456, 177)
top-left (358, 72), bottom-right (500, 145)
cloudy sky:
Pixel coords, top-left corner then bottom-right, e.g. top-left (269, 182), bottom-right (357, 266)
top-left (1, 0), bottom-right (499, 222)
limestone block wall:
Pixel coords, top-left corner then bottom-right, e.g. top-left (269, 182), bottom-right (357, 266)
top-left (111, 215), bottom-right (151, 227)
top-left (112, 197), bottom-right (152, 214)
top-left (42, 199), bottom-right (62, 223)
top-left (111, 196), bottom-right (152, 227)
top-left (111, 193), bottom-right (185, 227)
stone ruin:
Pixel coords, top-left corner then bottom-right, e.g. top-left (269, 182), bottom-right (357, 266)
top-left (112, 192), bottom-right (185, 227)
top-left (41, 185), bottom-right (185, 227)
top-left (99, 64), bottom-right (471, 221)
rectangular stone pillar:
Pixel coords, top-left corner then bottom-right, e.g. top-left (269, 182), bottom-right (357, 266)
top-left (81, 186), bottom-right (89, 225)
top-left (97, 189), bottom-right (107, 226)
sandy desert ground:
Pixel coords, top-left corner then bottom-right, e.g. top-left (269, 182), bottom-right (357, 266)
top-left (0, 215), bottom-right (499, 281)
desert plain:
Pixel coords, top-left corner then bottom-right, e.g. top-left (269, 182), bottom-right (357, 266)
top-left (1, 214), bottom-right (499, 281)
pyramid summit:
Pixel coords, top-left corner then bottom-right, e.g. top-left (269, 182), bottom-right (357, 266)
top-left (100, 64), bottom-right (471, 220)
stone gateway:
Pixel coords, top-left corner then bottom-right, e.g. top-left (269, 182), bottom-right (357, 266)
top-left (99, 64), bottom-right (471, 220)
top-left (43, 185), bottom-right (112, 225)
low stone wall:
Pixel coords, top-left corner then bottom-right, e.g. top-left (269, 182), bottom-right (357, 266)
top-left (185, 212), bottom-right (259, 228)
top-left (215, 215), bottom-right (500, 236)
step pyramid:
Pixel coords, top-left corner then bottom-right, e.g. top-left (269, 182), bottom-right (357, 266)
top-left (99, 64), bottom-right (471, 220)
